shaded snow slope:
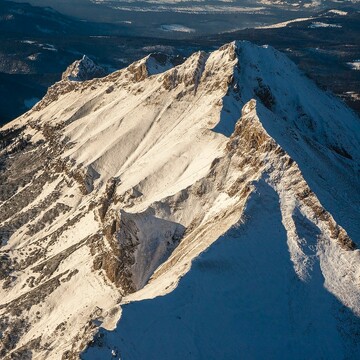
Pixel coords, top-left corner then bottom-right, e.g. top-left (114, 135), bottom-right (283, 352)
top-left (0, 41), bottom-right (360, 359)
top-left (219, 41), bottom-right (360, 243)
top-left (83, 179), bottom-right (360, 360)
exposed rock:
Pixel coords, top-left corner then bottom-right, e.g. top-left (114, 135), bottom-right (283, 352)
top-left (61, 55), bottom-right (106, 82)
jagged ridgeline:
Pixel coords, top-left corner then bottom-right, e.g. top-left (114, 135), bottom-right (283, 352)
top-left (1, 42), bottom-right (360, 359)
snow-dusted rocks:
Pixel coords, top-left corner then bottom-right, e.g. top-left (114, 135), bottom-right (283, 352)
top-left (0, 41), bottom-right (360, 359)
top-left (61, 55), bottom-right (106, 82)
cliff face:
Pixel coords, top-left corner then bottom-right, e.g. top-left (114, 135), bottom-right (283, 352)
top-left (1, 41), bottom-right (360, 359)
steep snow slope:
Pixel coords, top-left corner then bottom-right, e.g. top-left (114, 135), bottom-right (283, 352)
top-left (83, 179), bottom-right (360, 360)
top-left (0, 41), bottom-right (359, 359)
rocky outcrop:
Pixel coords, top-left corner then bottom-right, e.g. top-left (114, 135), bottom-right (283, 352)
top-left (61, 55), bottom-right (106, 82)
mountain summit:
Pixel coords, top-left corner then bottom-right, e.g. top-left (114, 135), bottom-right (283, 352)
top-left (61, 55), bottom-right (106, 82)
top-left (0, 41), bottom-right (360, 359)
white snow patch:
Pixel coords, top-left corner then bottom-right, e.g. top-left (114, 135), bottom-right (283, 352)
top-left (160, 24), bottom-right (195, 33)
top-left (347, 61), bottom-right (360, 71)
top-left (327, 9), bottom-right (348, 16)
top-left (256, 17), bottom-right (312, 29)
top-left (309, 21), bottom-right (342, 28)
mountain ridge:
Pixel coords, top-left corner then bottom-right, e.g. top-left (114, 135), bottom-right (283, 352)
top-left (0, 40), bottom-right (360, 359)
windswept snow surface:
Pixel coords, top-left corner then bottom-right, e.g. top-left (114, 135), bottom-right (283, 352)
top-left (1, 41), bottom-right (360, 359)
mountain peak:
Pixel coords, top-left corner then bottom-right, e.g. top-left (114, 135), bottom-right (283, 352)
top-left (61, 55), bottom-right (106, 82)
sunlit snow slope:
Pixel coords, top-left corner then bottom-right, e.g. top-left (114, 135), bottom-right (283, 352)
top-left (0, 41), bottom-right (359, 359)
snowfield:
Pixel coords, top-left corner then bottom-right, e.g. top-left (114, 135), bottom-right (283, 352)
top-left (0, 41), bottom-right (360, 359)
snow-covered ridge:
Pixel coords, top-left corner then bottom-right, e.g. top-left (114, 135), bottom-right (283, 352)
top-left (1, 41), bottom-right (360, 359)
top-left (256, 16), bottom-right (313, 29)
top-left (255, 8), bottom-right (352, 30)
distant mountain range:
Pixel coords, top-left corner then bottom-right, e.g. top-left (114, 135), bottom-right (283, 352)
top-left (1, 0), bottom-right (359, 123)
top-left (14, 0), bottom-right (360, 35)
top-left (91, 0), bottom-right (360, 12)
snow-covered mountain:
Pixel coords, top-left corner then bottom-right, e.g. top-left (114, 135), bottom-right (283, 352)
top-left (1, 41), bottom-right (360, 359)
